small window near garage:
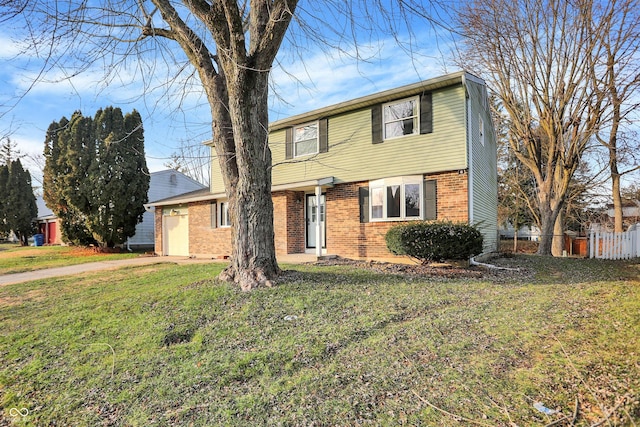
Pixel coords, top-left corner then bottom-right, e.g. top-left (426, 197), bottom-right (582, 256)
top-left (293, 121), bottom-right (319, 157)
top-left (219, 201), bottom-right (231, 227)
top-left (369, 176), bottom-right (424, 221)
top-left (383, 96), bottom-right (419, 140)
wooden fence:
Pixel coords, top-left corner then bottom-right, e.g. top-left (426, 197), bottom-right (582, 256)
top-left (589, 225), bottom-right (640, 259)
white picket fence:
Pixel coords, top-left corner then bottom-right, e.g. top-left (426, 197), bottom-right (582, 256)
top-left (589, 225), bottom-right (640, 259)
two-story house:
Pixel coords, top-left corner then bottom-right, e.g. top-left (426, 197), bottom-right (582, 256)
top-left (149, 71), bottom-right (498, 261)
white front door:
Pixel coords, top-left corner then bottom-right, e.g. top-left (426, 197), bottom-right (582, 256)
top-left (306, 194), bottom-right (325, 249)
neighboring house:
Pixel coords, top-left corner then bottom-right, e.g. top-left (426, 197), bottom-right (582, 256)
top-left (606, 201), bottom-right (640, 229)
top-left (499, 223), bottom-right (541, 242)
top-left (34, 170), bottom-right (206, 248)
top-left (149, 71), bottom-right (498, 260)
top-left (35, 196), bottom-right (62, 245)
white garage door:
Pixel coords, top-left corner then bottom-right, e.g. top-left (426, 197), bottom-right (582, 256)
top-left (163, 214), bottom-right (189, 256)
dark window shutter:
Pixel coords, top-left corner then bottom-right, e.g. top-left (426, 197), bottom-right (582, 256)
top-left (319, 118), bottom-right (328, 153)
top-left (211, 202), bottom-right (217, 228)
top-left (424, 179), bottom-right (437, 220)
top-left (359, 186), bottom-right (370, 223)
top-left (371, 105), bottom-right (383, 144)
top-left (285, 127), bottom-right (293, 159)
top-left (420, 92), bottom-right (433, 134)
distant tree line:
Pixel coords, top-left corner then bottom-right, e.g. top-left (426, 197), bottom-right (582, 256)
top-left (43, 107), bottom-right (150, 248)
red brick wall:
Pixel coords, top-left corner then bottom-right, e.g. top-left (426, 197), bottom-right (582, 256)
top-left (325, 170), bottom-right (469, 259)
top-left (154, 170), bottom-right (468, 260)
top-left (189, 200), bottom-right (231, 258)
top-left (273, 191), bottom-right (305, 254)
top-left (428, 170), bottom-right (469, 222)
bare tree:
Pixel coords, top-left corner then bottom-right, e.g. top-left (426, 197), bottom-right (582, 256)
top-left (2, 0), bottom-right (443, 289)
top-left (457, 0), bottom-right (607, 255)
top-left (164, 139), bottom-right (210, 187)
top-left (589, 0), bottom-right (640, 232)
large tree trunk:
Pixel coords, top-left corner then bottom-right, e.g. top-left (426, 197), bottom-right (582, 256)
top-left (552, 210), bottom-right (564, 256)
top-left (212, 69), bottom-right (279, 291)
top-left (612, 170), bottom-right (623, 232)
top-left (537, 209), bottom-right (555, 255)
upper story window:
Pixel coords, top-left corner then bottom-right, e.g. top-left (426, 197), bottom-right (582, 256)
top-left (369, 175), bottom-right (423, 221)
top-left (371, 93), bottom-right (432, 144)
top-left (383, 96), bottom-right (419, 140)
top-left (293, 122), bottom-right (319, 157)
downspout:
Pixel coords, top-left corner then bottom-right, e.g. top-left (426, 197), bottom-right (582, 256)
top-left (463, 73), bottom-right (474, 226)
top-left (315, 185), bottom-right (322, 258)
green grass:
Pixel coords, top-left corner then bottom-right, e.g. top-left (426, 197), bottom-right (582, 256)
top-left (0, 244), bottom-right (140, 275)
top-left (1, 256), bottom-right (639, 426)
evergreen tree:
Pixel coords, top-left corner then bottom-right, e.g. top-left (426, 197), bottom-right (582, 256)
top-left (0, 164), bottom-right (9, 239)
top-left (43, 116), bottom-right (96, 245)
top-left (43, 108), bottom-right (149, 248)
top-left (5, 159), bottom-right (37, 245)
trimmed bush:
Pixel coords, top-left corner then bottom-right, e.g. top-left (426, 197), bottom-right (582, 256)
top-left (385, 221), bottom-right (484, 263)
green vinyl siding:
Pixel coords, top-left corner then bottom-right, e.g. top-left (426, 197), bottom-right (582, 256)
top-left (211, 82), bottom-right (469, 193)
top-left (269, 85), bottom-right (467, 187)
top-left (210, 146), bottom-right (225, 194)
top-left (466, 78), bottom-right (498, 253)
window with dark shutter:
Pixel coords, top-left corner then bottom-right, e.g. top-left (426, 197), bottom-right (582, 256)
top-left (371, 105), bottom-right (383, 144)
top-left (319, 118), bottom-right (328, 153)
top-left (420, 92), bottom-right (433, 134)
top-left (424, 179), bottom-right (437, 220)
top-left (210, 202), bottom-right (217, 228)
top-left (359, 186), bottom-right (369, 223)
top-left (285, 127), bottom-right (293, 159)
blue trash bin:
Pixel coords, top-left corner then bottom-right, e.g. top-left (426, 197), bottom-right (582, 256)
top-left (33, 234), bottom-right (44, 246)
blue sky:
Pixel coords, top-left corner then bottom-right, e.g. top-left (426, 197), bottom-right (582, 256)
top-left (0, 6), bottom-right (457, 189)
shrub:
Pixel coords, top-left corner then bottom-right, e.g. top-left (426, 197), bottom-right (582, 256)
top-left (385, 221), bottom-right (484, 263)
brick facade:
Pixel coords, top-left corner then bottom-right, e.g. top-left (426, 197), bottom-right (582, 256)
top-left (324, 170), bottom-right (468, 259)
top-left (188, 201), bottom-right (232, 258)
top-left (155, 169), bottom-right (468, 261)
top-left (273, 191), bottom-right (305, 255)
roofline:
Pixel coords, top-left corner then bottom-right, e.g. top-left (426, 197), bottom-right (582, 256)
top-left (145, 191), bottom-right (223, 208)
top-left (145, 177), bottom-right (336, 207)
top-left (269, 71), bottom-right (482, 132)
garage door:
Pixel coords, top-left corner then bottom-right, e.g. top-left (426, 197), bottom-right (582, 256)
top-left (163, 214), bottom-right (189, 256)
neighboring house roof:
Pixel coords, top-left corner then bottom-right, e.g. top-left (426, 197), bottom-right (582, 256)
top-left (149, 169), bottom-right (207, 189)
top-left (606, 200), bottom-right (640, 218)
top-left (35, 196), bottom-right (56, 221)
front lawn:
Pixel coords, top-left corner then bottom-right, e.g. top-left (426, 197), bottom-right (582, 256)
top-left (0, 245), bottom-right (141, 275)
top-left (1, 256), bottom-right (638, 426)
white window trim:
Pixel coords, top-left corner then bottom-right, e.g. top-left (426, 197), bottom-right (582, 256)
top-left (382, 96), bottom-right (420, 141)
top-left (218, 201), bottom-right (231, 228)
top-left (369, 175), bottom-right (424, 222)
top-left (293, 121), bottom-right (319, 158)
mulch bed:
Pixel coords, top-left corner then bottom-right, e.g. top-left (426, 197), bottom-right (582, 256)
top-left (310, 256), bottom-right (529, 282)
